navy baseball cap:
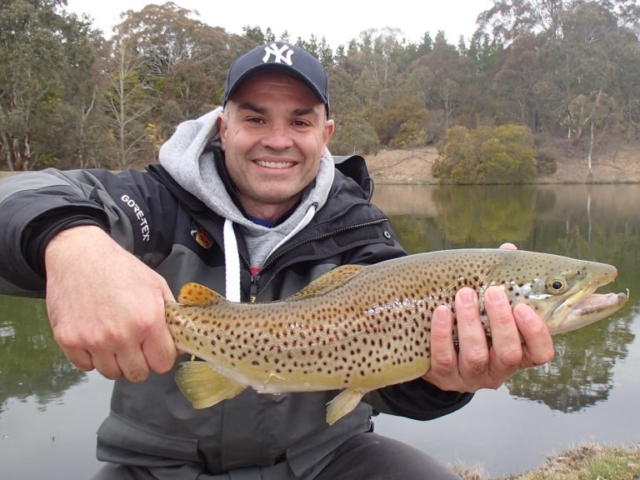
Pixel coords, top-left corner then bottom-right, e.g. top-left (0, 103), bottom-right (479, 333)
top-left (222, 41), bottom-right (330, 116)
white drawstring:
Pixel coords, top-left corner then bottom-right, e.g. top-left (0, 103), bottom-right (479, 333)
top-left (223, 218), bottom-right (241, 302)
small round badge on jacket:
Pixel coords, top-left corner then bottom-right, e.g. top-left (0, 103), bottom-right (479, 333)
top-left (190, 221), bottom-right (213, 249)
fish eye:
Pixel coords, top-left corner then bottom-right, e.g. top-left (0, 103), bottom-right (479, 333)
top-left (547, 277), bottom-right (567, 294)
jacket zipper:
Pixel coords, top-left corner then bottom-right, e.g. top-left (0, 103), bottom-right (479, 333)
top-left (249, 266), bottom-right (261, 303)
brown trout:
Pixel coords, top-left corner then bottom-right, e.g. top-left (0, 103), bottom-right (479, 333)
top-left (165, 249), bottom-right (628, 425)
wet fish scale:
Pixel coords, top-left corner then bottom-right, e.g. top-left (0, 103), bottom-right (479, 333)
top-left (166, 249), bottom-right (628, 425)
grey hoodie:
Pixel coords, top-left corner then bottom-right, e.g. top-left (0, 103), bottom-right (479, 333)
top-left (159, 108), bottom-right (335, 300)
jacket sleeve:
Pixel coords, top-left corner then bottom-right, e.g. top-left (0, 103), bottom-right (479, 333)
top-left (0, 168), bottom-right (177, 297)
top-left (344, 224), bottom-right (474, 421)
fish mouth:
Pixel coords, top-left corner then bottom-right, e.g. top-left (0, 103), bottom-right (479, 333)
top-left (548, 282), bottom-right (629, 335)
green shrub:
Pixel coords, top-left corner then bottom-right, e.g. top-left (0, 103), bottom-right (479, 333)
top-left (433, 124), bottom-right (538, 184)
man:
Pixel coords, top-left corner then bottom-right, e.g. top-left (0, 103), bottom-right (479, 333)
top-left (0, 42), bottom-right (554, 479)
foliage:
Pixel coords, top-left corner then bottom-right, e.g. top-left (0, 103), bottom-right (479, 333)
top-left (433, 124), bottom-right (537, 184)
top-left (1, 1), bottom-right (640, 174)
top-left (535, 151), bottom-right (558, 175)
top-left (472, 443), bottom-right (640, 480)
top-left (329, 113), bottom-right (380, 155)
top-left (0, 0), bottom-right (104, 170)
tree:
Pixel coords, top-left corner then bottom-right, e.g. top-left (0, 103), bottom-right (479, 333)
top-left (408, 33), bottom-right (472, 133)
top-left (493, 33), bottom-right (545, 129)
top-left (0, 0), bottom-right (103, 170)
top-left (104, 4), bottom-right (256, 165)
top-left (476, 0), bottom-right (567, 44)
top-left (566, 90), bottom-right (617, 169)
top-left (242, 25), bottom-right (276, 44)
top-left (103, 34), bottom-right (155, 169)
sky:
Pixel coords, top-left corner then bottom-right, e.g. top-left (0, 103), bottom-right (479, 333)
top-left (65, 0), bottom-right (494, 48)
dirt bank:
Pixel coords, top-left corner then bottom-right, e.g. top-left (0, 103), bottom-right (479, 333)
top-left (365, 137), bottom-right (640, 184)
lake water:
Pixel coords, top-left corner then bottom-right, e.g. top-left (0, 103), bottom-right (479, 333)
top-left (1, 184), bottom-right (639, 479)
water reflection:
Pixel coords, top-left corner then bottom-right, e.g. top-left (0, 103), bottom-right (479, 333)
top-left (384, 184), bottom-right (639, 414)
top-left (0, 296), bottom-right (86, 415)
top-left (507, 314), bottom-right (635, 412)
top-left (432, 185), bottom-right (537, 246)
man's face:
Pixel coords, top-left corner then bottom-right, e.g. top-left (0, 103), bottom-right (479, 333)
top-left (219, 73), bottom-right (334, 222)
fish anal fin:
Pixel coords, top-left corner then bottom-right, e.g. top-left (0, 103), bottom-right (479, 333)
top-left (175, 361), bottom-right (245, 409)
top-left (288, 265), bottom-right (364, 300)
top-left (326, 388), bottom-right (366, 426)
top-left (178, 283), bottom-right (225, 306)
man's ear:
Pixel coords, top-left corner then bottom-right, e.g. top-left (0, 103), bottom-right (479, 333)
top-left (323, 119), bottom-right (335, 146)
top-left (217, 112), bottom-right (227, 150)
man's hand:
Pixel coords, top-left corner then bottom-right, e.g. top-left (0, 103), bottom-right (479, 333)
top-left (422, 243), bottom-right (555, 392)
top-left (45, 226), bottom-right (178, 382)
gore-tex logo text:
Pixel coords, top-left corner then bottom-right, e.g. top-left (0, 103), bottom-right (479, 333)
top-left (121, 195), bottom-right (150, 242)
top-left (262, 43), bottom-right (294, 65)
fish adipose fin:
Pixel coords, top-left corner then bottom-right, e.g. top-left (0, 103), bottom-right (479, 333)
top-left (178, 283), bottom-right (225, 306)
top-left (326, 388), bottom-right (366, 426)
top-left (288, 265), bottom-right (365, 300)
top-left (175, 361), bottom-right (245, 409)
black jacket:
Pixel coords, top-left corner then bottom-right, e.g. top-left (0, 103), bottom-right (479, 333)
top-left (0, 157), bottom-right (472, 478)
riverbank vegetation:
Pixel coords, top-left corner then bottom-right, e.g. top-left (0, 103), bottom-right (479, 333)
top-left (454, 443), bottom-right (640, 480)
top-left (2, 1), bottom-right (640, 176)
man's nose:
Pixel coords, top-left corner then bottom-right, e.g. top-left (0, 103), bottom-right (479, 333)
top-left (261, 124), bottom-right (294, 150)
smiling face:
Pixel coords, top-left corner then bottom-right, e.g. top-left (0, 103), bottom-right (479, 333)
top-left (218, 73), bottom-right (335, 222)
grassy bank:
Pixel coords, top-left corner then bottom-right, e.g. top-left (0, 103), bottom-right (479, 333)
top-left (453, 443), bottom-right (640, 480)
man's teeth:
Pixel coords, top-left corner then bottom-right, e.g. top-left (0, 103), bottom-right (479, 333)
top-left (256, 160), bottom-right (294, 169)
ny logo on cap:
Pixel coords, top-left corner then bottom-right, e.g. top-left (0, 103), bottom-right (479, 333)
top-left (262, 43), bottom-right (294, 66)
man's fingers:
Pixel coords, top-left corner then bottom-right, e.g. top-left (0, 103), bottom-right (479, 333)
top-left (427, 306), bottom-right (457, 376)
top-left (455, 288), bottom-right (490, 377)
top-left (142, 327), bottom-right (178, 375)
top-left (116, 346), bottom-right (151, 383)
top-left (484, 287), bottom-right (523, 374)
top-left (64, 347), bottom-right (95, 372)
top-left (513, 303), bottom-right (555, 367)
top-left (92, 352), bottom-right (124, 380)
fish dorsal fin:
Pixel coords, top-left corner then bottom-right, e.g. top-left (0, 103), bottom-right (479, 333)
top-left (178, 283), bottom-right (225, 306)
top-left (288, 265), bottom-right (364, 301)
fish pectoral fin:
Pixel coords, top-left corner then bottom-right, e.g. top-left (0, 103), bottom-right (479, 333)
top-left (175, 362), bottom-right (245, 409)
top-left (288, 265), bottom-right (365, 300)
top-left (178, 283), bottom-right (226, 306)
top-left (326, 389), bottom-right (366, 426)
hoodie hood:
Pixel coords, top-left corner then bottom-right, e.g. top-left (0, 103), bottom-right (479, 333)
top-left (158, 108), bottom-right (335, 299)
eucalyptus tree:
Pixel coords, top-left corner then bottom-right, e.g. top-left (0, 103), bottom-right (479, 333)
top-left (0, 0), bottom-right (101, 170)
top-left (406, 32), bottom-right (472, 134)
top-left (103, 32), bottom-right (156, 169)
top-left (476, 0), bottom-right (567, 43)
top-left (493, 33), bottom-right (545, 130)
top-left (541, 2), bottom-right (631, 169)
top-left (114, 3), bottom-right (253, 118)
top-left (614, 40), bottom-right (640, 140)
top-left (105, 3), bottom-right (255, 166)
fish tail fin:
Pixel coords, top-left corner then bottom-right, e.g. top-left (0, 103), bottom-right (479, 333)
top-left (326, 389), bottom-right (365, 426)
top-left (175, 362), bottom-right (245, 409)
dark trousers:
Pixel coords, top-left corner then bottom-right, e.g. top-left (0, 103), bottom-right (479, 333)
top-left (91, 432), bottom-right (461, 480)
